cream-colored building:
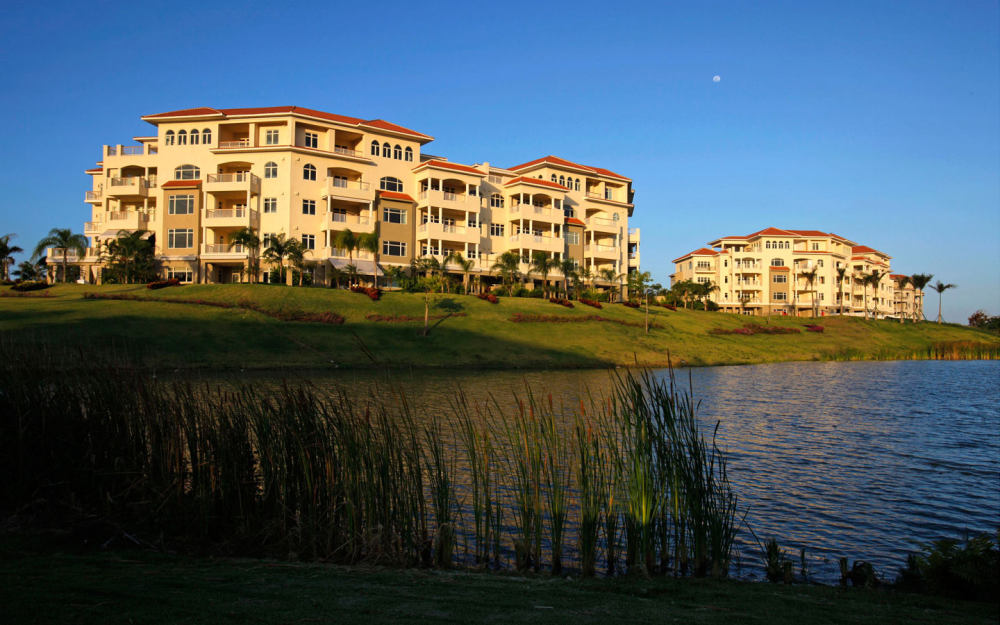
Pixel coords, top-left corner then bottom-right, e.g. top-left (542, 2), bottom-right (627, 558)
top-left (670, 227), bottom-right (920, 318)
top-left (57, 106), bottom-right (638, 289)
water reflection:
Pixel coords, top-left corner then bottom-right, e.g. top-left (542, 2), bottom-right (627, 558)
top-left (198, 360), bottom-right (1000, 582)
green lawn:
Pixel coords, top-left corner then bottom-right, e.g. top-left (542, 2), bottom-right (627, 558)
top-left (1, 536), bottom-right (994, 625)
top-left (1, 283), bottom-right (997, 370)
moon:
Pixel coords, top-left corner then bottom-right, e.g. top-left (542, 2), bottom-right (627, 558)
top-left (712, 75), bottom-right (721, 83)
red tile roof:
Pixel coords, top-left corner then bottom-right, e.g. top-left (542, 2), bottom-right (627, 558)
top-left (748, 227), bottom-right (798, 237)
top-left (161, 179), bottom-right (202, 188)
top-left (504, 176), bottom-right (568, 191)
top-left (85, 167), bottom-right (103, 174)
top-left (890, 274), bottom-right (909, 280)
top-left (564, 217), bottom-right (585, 226)
top-left (412, 159), bottom-right (484, 176)
top-left (851, 245), bottom-right (890, 257)
top-left (141, 106), bottom-right (433, 141)
top-left (770, 266), bottom-right (790, 271)
top-left (377, 190), bottom-right (415, 202)
top-left (672, 248), bottom-right (718, 263)
top-left (508, 155), bottom-right (631, 181)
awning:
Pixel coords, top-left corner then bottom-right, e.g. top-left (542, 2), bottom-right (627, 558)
top-left (326, 258), bottom-right (384, 276)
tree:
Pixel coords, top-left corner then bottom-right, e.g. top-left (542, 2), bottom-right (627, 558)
top-left (328, 264), bottom-right (345, 289)
top-left (598, 267), bottom-right (624, 302)
top-left (262, 233), bottom-right (301, 285)
top-left (491, 250), bottom-right (521, 296)
top-left (357, 224), bottom-right (380, 287)
top-left (894, 275), bottom-right (911, 323)
top-left (671, 279), bottom-right (696, 309)
top-left (332, 229), bottom-right (359, 284)
top-left (909, 274), bottom-right (933, 322)
top-left (445, 251), bottom-right (474, 294)
top-left (229, 227), bottom-right (262, 283)
top-left (627, 270), bottom-right (652, 303)
top-left (12, 260), bottom-right (42, 281)
top-left (417, 274), bottom-right (443, 336)
top-left (32, 228), bottom-right (87, 283)
top-left (103, 229), bottom-right (154, 284)
top-left (559, 258), bottom-right (577, 299)
top-left (968, 310), bottom-right (1000, 331)
top-left (383, 265), bottom-right (405, 290)
top-left (579, 266), bottom-right (595, 294)
top-left (835, 266), bottom-right (848, 315)
top-left (930, 281), bottom-right (956, 324)
top-left (854, 273), bottom-right (871, 319)
top-left (287, 245), bottom-right (306, 286)
top-left (867, 270), bottom-right (887, 319)
top-left (530, 251), bottom-right (558, 298)
top-left (0, 234), bottom-right (23, 281)
top-left (800, 267), bottom-right (819, 318)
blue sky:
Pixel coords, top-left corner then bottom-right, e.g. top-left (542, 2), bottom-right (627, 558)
top-left (1, 0), bottom-right (996, 322)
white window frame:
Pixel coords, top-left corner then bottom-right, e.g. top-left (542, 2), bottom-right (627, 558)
top-left (168, 194), bottom-right (194, 215)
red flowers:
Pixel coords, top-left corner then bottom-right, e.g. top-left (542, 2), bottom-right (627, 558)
top-left (147, 278), bottom-right (181, 290)
top-left (804, 324), bottom-right (825, 332)
top-left (709, 324), bottom-right (801, 336)
top-left (477, 293), bottom-right (499, 304)
top-left (549, 297), bottom-right (574, 308)
top-left (579, 298), bottom-right (603, 309)
top-left (622, 301), bottom-right (640, 309)
top-left (349, 285), bottom-right (381, 301)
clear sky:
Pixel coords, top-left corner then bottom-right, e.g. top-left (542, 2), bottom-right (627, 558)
top-left (1, 0), bottom-right (996, 322)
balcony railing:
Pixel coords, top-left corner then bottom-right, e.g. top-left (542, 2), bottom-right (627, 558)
top-left (332, 146), bottom-right (364, 158)
top-left (203, 244), bottom-right (245, 254)
top-left (586, 244), bottom-right (617, 253)
top-left (206, 172), bottom-right (260, 184)
top-left (110, 176), bottom-right (150, 187)
top-left (586, 192), bottom-right (618, 202)
top-left (84, 221), bottom-right (100, 233)
top-left (329, 213), bottom-right (370, 225)
top-left (217, 138), bottom-right (251, 149)
top-left (205, 208), bottom-right (254, 219)
top-left (85, 191), bottom-right (102, 201)
top-left (328, 178), bottom-right (370, 191)
top-left (108, 210), bottom-right (149, 222)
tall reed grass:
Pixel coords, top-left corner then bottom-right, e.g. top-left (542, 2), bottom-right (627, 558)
top-left (0, 339), bottom-right (742, 577)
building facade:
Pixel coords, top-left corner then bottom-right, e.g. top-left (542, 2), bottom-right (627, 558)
top-left (57, 106), bottom-right (639, 288)
top-left (670, 227), bottom-right (919, 318)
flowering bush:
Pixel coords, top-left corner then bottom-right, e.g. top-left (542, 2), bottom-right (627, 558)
top-left (10, 280), bottom-right (49, 292)
top-left (549, 297), bottom-right (574, 308)
top-left (147, 278), bottom-right (181, 290)
top-left (709, 324), bottom-right (801, 336)
top-left (622, 301), bottom-right (640, 309)
top-left (804, 324), bottom-right (825, 333)
top-left (350, 285), bottom-right (381, 301)
top-left (579, 298), bottom-right (603, 309)
top-left (477, 293), bottom-right (499, 304)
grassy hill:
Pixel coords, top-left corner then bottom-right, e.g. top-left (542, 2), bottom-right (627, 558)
top-left (1, 283), bottom-right (997, 370)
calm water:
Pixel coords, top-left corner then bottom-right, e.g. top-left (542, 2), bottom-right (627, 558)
top-left (221, 360), bottom-right (1000, 582)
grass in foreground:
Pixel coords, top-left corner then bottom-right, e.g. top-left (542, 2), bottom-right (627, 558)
top-left (1, 535), bottom-right (994, 625)
top-left (1, 283), bottom-right (997, 370)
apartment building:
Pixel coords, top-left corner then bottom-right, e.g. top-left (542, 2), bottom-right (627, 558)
top-left (670, 227), bottom-right (920, 318)
top-left (59, 106), bottom-right (639, 289)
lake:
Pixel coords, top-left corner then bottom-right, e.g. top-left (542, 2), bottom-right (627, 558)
top-left (222, 359), bottom-right (1000, 582)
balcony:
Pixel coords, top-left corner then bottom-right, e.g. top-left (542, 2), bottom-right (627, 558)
top-left (509, 233), bottom-right (563, 254)
top-left (105, 210), bottom-right (150, 231)
top-left (325, 211), bottom-right (374, 233)
top-left (45, 247), bottom-right (99, 262)
top-left (216, 138), bottom-right (252, 150)
top-left (84, 221), bottom-right (101, 234)
top-left (585, 243), bottom-right (619, 258)
top-left (107, 176), bottom-right (151, 198)
top-left (587, 216), bottom-right (620, 234)
top-left (205, 172), bottom-right (261, 195)
top-left (202, 244), bottom-right (248, 259)
top-left (585, 191), bottom-right (631, 206)
top-left (417, 221), bottom-right (479, 244)
top-left (508, 202), bottom-right (560, 222)
top-left (629, 228), bottom-right (640, 242)
top-left (628, 251), bottom-right (640, 267)
top-left (204, 207), bottom-right (259, 228)
top-left (418, 189), bottom-right (481, 212)
top-left (323, 177), bottom-right (374, 203)
top-left (85, 191), bottom-right (102, 203)
top-left (327, 248), bottom-right (374, 261)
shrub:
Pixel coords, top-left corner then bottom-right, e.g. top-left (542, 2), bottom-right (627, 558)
top-left (896, 532), bottom-right (999, 601)
top-left (350, 285), bottom-right (381, 301)
top-left (579, 298), bottom-right (602, 309)
top-left (663, 304), bottom-right (677, 311)
top-left (11, 280), bottom-right (49, 292)
top-left (804, 324), bottom-right (824, 333)
top-left (146, 278), bottom-right (181, 290)
top-left (476, 293), bottom-right (498, 304)
top-left (622, 301), bottom-right (640, 309)
top-left (709, 324), bottom-right (801, 336)
top-left (549, 297), bottom-right (574, 308)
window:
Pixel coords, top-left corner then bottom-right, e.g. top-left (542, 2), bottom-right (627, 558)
top-left (468, 214), bottom-right (478, 228)
top-left (380, 176), bottom-right (403, 192)
top-left (766, 241), bottom-right (771, 249)
top-left (178, 130), bottom-right (187, 145)
top-left (265, 129), bottom-right (279, 145)
top-left (697, 277), bottom-right (710, 284)
top-left (263, 232), bottom-right (277, 246)
top-left (371, 140), bottom-right (380, 155)
top-left (202, 128), bottom-right (212, 145)
top-left (490, 193), bottom-right (504, 208)
top-left (174, 164), bottom-right (200, 180)
top-left (165, 268), bottom-right (193, 283)
top-left (264, 198), bottom-right (277, 213)
top-left (167, 228), bottom-right (193, 248)
top-left (304, 131), bottom-right (318, 149)
top-left (383, 240), bottom-right (406, 256)
top-left (770, 258), bottom-right (785, 267)
top-left (565, 231), bottom-right (579, 245)
top-left (563, 207), bottom-right (575, 218)
top-left (551, 174), bottom-right (557, 182)
top-left (190, 129), bottom-right (199, 145)
top-left (605, 188), bottom-right (613, 200)
top-left (812, 242), bottom-right (820, 251)
top-left (383, 207), bottom-right (406, 224)
top-left (165, 130), bottom-right (175, 145)
top-left (382, 143), bottom-right (392, 157)
top-left (773, 274), bottom-right (787, 283)
top-left (302, 234), bottom-right (315, 250)
top-left (302, 199), bottom-right (316, 215)
top-left (168, 194), bottom-right (194, 215)
top-left (303, 164), bottom-right (316, 180)
top-left (264, 162), bottom-right (278, 178)
top-left (393, 144), bottom-right (402, 159)
top-left (773, 292), bottom-right (787, 301)
top-left (574, 179), bottom-right (580, 191)
top-left (490, 223), bottom-right (505, 236)
top-left (559, 175), bottom-right (566, 187)
top-left (404, 146), bottom-right (413, 162)
top-left (817, 260), bottom-right (824, 267)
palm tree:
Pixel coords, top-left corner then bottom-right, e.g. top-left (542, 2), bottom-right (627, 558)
top-left (357, 224), bottom-right (380, 287)
top-left (344, 263), bottom-right (360, 288)
top-left (930, 280), bottom-right (956, 324)
top-left (33, 228), bottom-right (87, 283)
top-left (328, 265), bottom-right (345, 289)
top-left (868, 270), bottom-right (887, 319)
top-left (530, 251), bottom-right (558, 298)
top-left (580, 265), bottom-right (595, 295)
top-left (558, 258), bottom-right (577, 299)
top-left (854, 273), bottom-right (871, 319)
top-left (800, 267), bottom-right (819, 318)
top-left (909, 273), bottom-right (933, 322)
top-left (491, 250), bottom-right (521, 296)
top-left (229, 227), bottom-right (261, 283)
top-left (0, 234), bottom-right (24, 281)
top-left (104, 229), bottom-right (152, 284)
top-left (382, 265), bottom-right (404, 290)
top-left (894, 275), bottom-right (911, 323)
top-left (416, 255), bottom-right (447, 292)
top-left (262, 233), bottom-right (301, 285)
top-left (598, 267), bottom-right (623, 302)
top-left (835, 266), bottom-right (848, 315)
top-left (332, 229), bottom-right (359, 284)
top-left (288, 245), bottom-right (306, 286)
top-left (12, 260), bottom-right (42, 281)
top-left (445, 251), bottom-right (474, 294)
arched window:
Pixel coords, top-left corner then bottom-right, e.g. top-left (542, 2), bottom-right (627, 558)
top-left (613, 213), bottom-right (619, 221)
top-left (379, 176), bottom-right (403, 192)
top-left (303, 164), bottom-right (317, 181)
top-left (559, 175), bottom-right (565, 187)
top-left (202, 128), bottom-right (212, 145)
top-left (766, 241), bottom-right (771, 249)
top-left (190, 129), bottom-right (199, 145)
top-left (174, 164), bottom-right (200, 180)
top-left (404, 146), bottom-right (413, 162)
top-left (264, 162), bottom-right (278, 179)
top-left (382, 143), bottom-right (392, 158)
top-left (371, 140), bottom-right (380, 156)
top-left (490, 193), bottom-right (504, 208)
top-left (574, 178), bottom-right (580, 191)
top-left (165, 130), bottom-right (175, 146)
top-left (177, 130), bottom-right (187, 145)
top-left (551, 174), bottom-right (557, 182)
top-left (393, 144), bottom-right (402, 159)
